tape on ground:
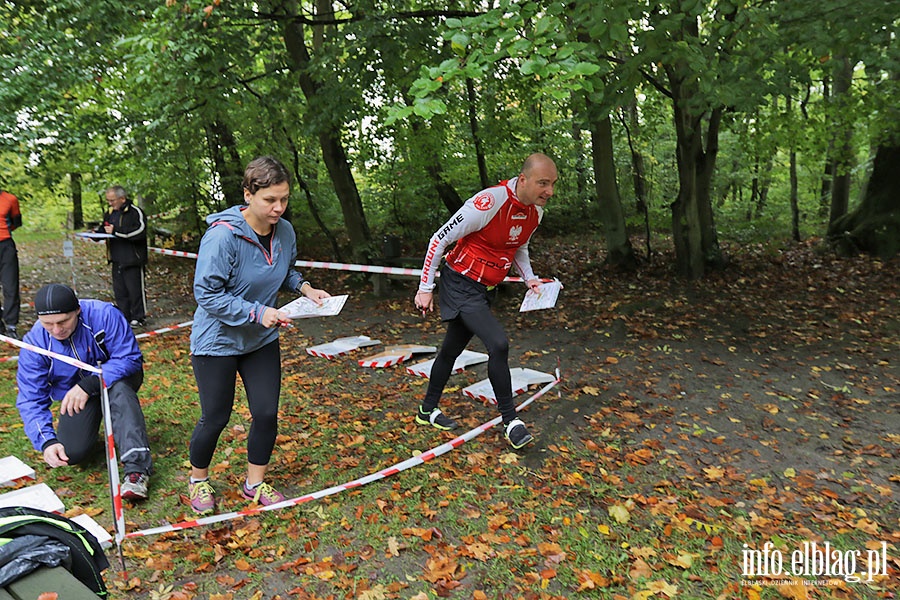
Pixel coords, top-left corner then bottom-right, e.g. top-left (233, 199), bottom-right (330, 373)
top-left (125, 375), bottom-right (560, 539)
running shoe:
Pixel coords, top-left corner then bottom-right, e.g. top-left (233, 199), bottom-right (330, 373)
top-left (242, 481), bottom-right (285, 506)
top-left (189, 479), bottom-right (216, 515)
top-left (504, 419), bottom-right (534, 449)
top-left (415, 406), bottom-right (458, 431)
top-left (121, 472), bottom-right (149, 500)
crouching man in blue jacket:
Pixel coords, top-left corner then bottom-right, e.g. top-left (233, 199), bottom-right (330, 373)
top-left (15, 283), bottom-right (153, 500)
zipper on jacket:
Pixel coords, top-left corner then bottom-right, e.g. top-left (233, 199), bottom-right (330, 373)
top-left (239, 234), bottom-right (274, 265)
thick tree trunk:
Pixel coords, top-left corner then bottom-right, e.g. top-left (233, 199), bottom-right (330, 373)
top-left (697, 108), bottom-right (723, 267)
top-left (828, 143), bottom-right (900, 258)
top-left (588, 112), bottom-right (636, 269)
top-left (667, 74), bottom-right (724, 278)
top-left (70, 172), bottom-right (83, 229)
top-left (281, 2), bottom-right (371, 259)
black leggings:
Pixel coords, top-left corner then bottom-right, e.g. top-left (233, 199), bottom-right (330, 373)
top-left (190, 340), bottom-right (281, 469)
top-left (421, 306), bottom-right (517, 424)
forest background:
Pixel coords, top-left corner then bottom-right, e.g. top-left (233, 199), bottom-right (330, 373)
top-left (0, 1), bottom-right (898, 599)
top-left (1, 0), bottom-right (898, 269)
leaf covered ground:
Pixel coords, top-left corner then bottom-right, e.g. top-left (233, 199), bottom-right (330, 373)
top-left (0, 233), bottom-right (897, 600)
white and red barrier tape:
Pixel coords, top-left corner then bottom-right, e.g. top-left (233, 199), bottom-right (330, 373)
top-left (1, 320), bottom-right (196, 364)
top-left (148, 247), bottom-right (421, 277)
top-left (0, 334), bottom-right (126, 546)
top-left (147, 246), bottom-right (541, 283)
top-left (125, 373), bottom-right (560, 539)
top-left (134, 320), bottom-right (194, 339)
top-left (0, 334), bottom-right (102, 374)
top-left (99, 381), bottom-right (126, 547)
top-left (149, 247), bottom-right (198, 259)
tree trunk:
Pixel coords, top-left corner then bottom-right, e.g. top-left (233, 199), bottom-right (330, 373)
top-left (465, 78), bottom-right (489, 190)
top-left (666, 63), bottom-right (724, 278)
top-left (280, 1), bottom-right (371, 260)
top-left (748, 156), bottom-right (760, 221)
top-left (786, 94), bottom-right (800, 242)
top-left (753, 157), bottom-right (772, 219)
top-left (618, 103), bottom-right (651, 258)
top-left (817, 75), bottom-right (833, 217)
top-left (280, 123), bottom-right (343, 261)
top-left (70, 172), bottom-right (83, 229)
top-left (697, 108), bottom-right (723, 267)
top-left (204, 119), bottom-right (244, 207)
top-left (828, 143), bottom-right (900, 258)
top-left (623, 103), bottom-right (648, 216)
top-left (571, 117), bottom-right (590, 217)
top-left (588, 111), bottom-right (636, 269)
top-left (660, 4), bottom-right (725, 279)
top-left (828, 57), bottom-right (854, 227)
top-left (790, 147), bottom-right (800, 241)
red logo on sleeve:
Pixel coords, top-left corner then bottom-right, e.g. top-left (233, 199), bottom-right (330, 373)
top-left (473, 193), bottom-right (494, 211)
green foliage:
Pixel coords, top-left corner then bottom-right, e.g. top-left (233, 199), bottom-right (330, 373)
top-left (2, 1), bottom-right (898, 262)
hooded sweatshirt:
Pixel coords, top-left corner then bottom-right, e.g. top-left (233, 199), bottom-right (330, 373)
top-left (190, 206), bottom-right (306, 356)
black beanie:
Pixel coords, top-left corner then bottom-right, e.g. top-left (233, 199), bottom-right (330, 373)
top-left (34, 284), bottom-right (80, 315)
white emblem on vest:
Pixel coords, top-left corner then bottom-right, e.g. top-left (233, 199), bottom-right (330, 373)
top-left (509, 225), bottom-right (523, 241)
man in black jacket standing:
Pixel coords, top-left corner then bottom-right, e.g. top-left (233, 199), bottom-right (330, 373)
top-left (100, 186), bottom-right (148, 327)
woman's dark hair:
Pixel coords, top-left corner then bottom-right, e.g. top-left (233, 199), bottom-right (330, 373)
top-left (242, 156), bottom-right (291, 195)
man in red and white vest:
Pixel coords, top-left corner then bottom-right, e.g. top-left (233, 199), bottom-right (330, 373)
top-left (414, 153), bottom-right (558, 449)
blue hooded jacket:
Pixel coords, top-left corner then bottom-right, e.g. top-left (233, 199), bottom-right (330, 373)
top-left (190, 205), bottom-right (305, 356)
top-left (16, 299), bottom-right (143, 452)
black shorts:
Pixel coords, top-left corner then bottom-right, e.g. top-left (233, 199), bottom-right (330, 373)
top-left (438, 265), bottom-right (498, 321)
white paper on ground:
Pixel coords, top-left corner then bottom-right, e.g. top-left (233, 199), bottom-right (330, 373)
top-left (307, 335), bottom-right (381, 359)
top-left (358, 344), bottom-right (437, 368)
top-left (280, 294), bottom-right (348, 319)
top-left (406, 350), bottom-right (489, 378)
top-left (0, 482), bottom-right (65, 513)
top-left (70, 513), bottom-right (113, 548)
top-left (462, 367), bottom-right (557, 404)
top-left (0, 455), bottom-right (36, 487)
top-left (519, 279), bottom-right (562, 312)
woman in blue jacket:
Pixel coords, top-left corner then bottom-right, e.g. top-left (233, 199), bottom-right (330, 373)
top-left (187, 156), bottom-right (330, 515)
